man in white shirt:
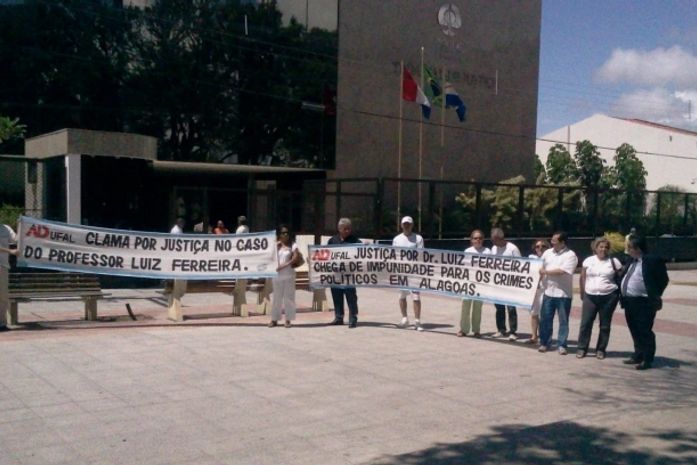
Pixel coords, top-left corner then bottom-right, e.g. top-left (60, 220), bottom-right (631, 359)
top-left (539, 231), bottom-right (578, 355)
top-left (393, 216), bottom-right (425, 331)
top-left (490, 227), bottom-right (521, 340)
top-left (170, 217), bottom-right (185, 234)
top-left (1, 223), bottom-right (18, 331)
top-left (235, 215), bottom-right (249, 234)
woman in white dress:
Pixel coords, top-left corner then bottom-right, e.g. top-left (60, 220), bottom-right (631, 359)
top-left (269, 225), bottom-right (300, 328)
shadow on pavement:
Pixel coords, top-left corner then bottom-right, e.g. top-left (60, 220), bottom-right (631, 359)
top-left (369, 421), bottom-right (697, 465)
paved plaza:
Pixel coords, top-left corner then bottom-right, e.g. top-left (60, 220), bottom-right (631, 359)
top-left (1, 270), bottom-right (697, 464)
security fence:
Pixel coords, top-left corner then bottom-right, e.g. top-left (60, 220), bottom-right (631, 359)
top-left (3, 155), bottom-right (696, 245)
top-left (304, 177), bottom-right (697, 241)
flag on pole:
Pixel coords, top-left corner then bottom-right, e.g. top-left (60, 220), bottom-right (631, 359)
top-left (444, 83), bottom-right (467, 122)
top-left (402, 67), bottom-right (431, 119)
top-left (423, 66), bottom-right (442, 107)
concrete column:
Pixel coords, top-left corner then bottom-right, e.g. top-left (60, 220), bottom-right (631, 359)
top-left (167, 280), bottom-right (187, 321)
top-left (65, 154), bottom-right (82, 224)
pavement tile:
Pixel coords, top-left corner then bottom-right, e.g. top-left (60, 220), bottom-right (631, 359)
top-left (1, 271), bottom-right (696, 464)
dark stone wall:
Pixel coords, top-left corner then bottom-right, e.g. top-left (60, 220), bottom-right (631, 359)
top-left (335, 0), bottom-right (541, 201)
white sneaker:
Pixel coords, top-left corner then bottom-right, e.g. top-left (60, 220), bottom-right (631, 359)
top-left (399, 317), bottom-right (409, 328)
top-left (508, 333), bottom-right (518, 341)
top-left (414, 320), bottom-right (424, 331)
top-left (492, 331), bottom-right (504, 338)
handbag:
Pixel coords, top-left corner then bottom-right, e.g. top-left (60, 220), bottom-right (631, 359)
top-left (610, 256), bottom-right (622, 288)
top-left (291, 250), bottom-right (305, 268)
top-left (610, 256), bottom-right (625, 307)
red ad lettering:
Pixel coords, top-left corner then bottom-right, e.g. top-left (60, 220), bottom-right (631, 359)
top-left (311, 249), bottom-right (331, 261)
top-left (26, 224), bottom-right (49, 238)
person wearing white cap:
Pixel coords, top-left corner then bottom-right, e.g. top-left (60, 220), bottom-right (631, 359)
top-left (393, 216), bottom-right (425, 331)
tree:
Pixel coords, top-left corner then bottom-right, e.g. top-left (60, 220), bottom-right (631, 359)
top-left (532, 153), bottom-right (546, 183)
top-left (0, 0), bottom-right (338, 165)
top-left (595, 143), bottom-right (647, 232)
top-left (0, 1), bottom-right (132, 136)
top-left (609, 143), bottom-right (647, 191)
top-left (545, 144), bottom-right (578, 184)
top-left (0, 116), bottom-right (26, 144)
top-left (574, 140), bottom-right (607, 190)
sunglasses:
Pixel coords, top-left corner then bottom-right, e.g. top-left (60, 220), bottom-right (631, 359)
top-left (535, 244), bottom-right (546, 249)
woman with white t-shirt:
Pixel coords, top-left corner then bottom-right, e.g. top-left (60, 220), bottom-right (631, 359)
top-left (577, 237), bottom-right (622, 359)
top-left (269, 225), bottom-right (300, 328)
top-left (457, 230), bottom-right (489, 337)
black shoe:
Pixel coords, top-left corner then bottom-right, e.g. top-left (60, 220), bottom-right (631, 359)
top-left (635, 361), bottom-right (652, 370)
top-left (348, 320), bottom-right (357, 328)
top-left (328, 318), bottom-right (344, 326)
top-left (623, 358), bottom-right (641, 365)
top-left (0, 325), bottom-right (9, 332)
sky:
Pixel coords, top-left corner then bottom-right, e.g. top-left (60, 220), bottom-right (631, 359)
top-left (537, 0), bottom-right (697, 136)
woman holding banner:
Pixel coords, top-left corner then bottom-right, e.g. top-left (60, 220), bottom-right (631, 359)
top-left (527, 239), bottom-right (550, 345)
top-left (457, 230), bottom-right (489, 338)
top-left (269, 225), bottom-right (300, 328)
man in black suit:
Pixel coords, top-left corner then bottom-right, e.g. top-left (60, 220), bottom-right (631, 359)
top-left (327, 218), bottom-right (362, 328)
top-left (621, 235), bottom-right (669, 370)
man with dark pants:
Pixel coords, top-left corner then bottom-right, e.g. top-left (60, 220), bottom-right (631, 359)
top-left (490, 227), bottom-right (521, 340)
top-left (621, 235), bottom-right (669, 370)
top-left (327, 218), bottom-right (361, 328)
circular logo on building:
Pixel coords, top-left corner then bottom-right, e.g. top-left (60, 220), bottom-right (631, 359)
top-left (438, 3), bottom-right (462, 37)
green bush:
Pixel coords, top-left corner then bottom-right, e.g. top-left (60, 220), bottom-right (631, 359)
top-left (0, 204), bottom-right (23, 230)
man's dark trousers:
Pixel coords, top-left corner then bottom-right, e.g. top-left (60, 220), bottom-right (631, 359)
top-left (494, 304), bottom-right (517, 334)
top-left (331, 288), bottom-right (358, 323)
top-left (624, 296), bottom-right (657, 364)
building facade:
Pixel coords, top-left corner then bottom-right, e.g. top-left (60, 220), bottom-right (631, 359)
top-left (332, 0), bottom-right (541, 229)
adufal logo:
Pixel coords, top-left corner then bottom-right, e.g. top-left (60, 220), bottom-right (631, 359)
top-left (311, 249), bottom-right (331, 261)
top-left (26, 224), bottom-right (50, 238)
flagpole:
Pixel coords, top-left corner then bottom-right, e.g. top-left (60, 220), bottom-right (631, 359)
top-left (439, 65), bottom-right (446, 239)
top-left (440, 66), bottom-right (446, 145)
top-left (398, 61), bottom-right (404, 230)
top-left (418, 46), bottom-right (424, 232)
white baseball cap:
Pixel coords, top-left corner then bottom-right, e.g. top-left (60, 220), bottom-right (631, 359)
top-left (401, 216), bottom-right (414, 224)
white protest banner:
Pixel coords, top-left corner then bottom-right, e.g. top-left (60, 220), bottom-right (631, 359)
top-left (17, 216), bottom-right (277, 280)
top-left (309, 244), bottom-right (542, 308)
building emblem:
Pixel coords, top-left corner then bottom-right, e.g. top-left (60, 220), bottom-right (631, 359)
top-left (438, 4), bottom-right (462, 37)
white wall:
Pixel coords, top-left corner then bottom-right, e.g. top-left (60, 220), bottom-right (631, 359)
top-left (536, 114), bottom-right (697, 192)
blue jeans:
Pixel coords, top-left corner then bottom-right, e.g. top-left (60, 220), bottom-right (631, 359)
top-left (540, 295), bottom-right (572, 348)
